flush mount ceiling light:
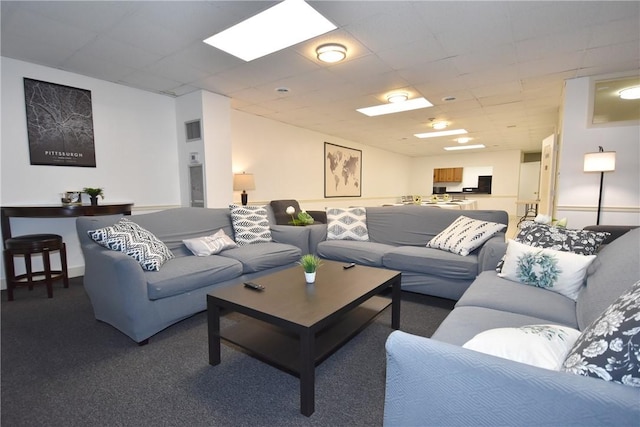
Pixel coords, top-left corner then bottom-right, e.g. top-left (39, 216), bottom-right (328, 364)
top-left (357, 97), bottom-right (433, 117)
top-left (431, 121), bottom-right (448, 130)
top-left (444, 144), bottom-right (486, 151)
top-left (414, 129), bottom-right (467, 139)
top-left (386, 92), bottom-right (408, 103)
top-left (203, 0), bottom-right (336, 62)
top-left (457, 137), bottom-right (471, 143)
top-left (316, 43), bottom-right (347, 63)
top-left (619, 86), bottom-right (640, 100)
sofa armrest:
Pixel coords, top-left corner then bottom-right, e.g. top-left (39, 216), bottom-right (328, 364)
top-left (384, 331), bottom-right (640, 426)
top-left (269, 224), bottom-right (311, 254)
top-left (477, 234), bottom-right (507, 272)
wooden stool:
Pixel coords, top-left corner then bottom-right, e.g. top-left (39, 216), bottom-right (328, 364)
top-left (3, 234), bottom-right (69, 301)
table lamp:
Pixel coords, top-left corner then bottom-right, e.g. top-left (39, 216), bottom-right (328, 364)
top-left (583, 146), bottom-right (616, 225)
top-left (233, 172), bottom-right (255, 206)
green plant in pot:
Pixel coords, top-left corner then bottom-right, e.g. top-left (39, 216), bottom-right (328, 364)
top-left (83, 187), bottom-right (104, 206)
top-left (298, 254), bottom-right (322, 284)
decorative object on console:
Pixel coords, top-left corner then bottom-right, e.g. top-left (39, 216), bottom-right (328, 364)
top-left (442, 194), bottom-right (450, 202)
top-left (229, 204), bottom-right (272, 245)
top-left (233, 172), bottom-right (255, 206)
top-left (61, 191), bottom-right (82, 206)
top-left (298, 254), bottom-right (323, 283)
top-left (83, 187), bottom-right (104, 206)
top-left (583, 146), bottom-right (616, 225)
top-left (326, 207), bottom-right (369, 241)
top-left (426, 215), bottom-right (506, 256)
top-left (413, 195), bottom-right (422, 204)
top-left (430, 194), bottom-right (438, 203)
top-left (182, 229), bottom-right (237, 256)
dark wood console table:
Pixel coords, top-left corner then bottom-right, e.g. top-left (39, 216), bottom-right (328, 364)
top-left (1, 203), bottom-right (133, 246)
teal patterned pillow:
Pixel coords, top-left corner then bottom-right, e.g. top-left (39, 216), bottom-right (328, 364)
top-left (562, 280), bottom-right (640, 387)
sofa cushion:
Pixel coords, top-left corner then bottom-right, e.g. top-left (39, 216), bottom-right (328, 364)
top-left (146, 255), bottom-right (243, 300)
top-left (317, 240), bottom-right (392, 267)
top-left (426, 215), bottom-right (506, 256)
top-left (88, 218), bottom-right (174, 271)
top-left (229, 204), bottom-right (272, 245)
top-left (218, 242), bottom-right (301, 273)
top-left (457, 271), bottom-right (578, 327)
top-left (326, 207), bottom-right (369, 241)
top-left (183, 229), bottom-right (238, 256)
top-left (562, 280), bottom-right (640, 387)
top-left (463, 324), bottom-right (581, 371)
top-left (498, 239), bottom-right (595, 301)
top-left (383, 246), bottom-right (478, 280)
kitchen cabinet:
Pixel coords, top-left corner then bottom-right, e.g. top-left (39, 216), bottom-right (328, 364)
top-left (433, 167), bottom-right (463, 182)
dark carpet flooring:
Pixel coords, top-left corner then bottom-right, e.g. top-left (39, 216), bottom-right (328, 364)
top-left (1, 277), bottom-right (453, 427)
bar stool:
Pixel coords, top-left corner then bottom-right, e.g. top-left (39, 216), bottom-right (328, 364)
top-left (3, 234), bottom-right (69, 301)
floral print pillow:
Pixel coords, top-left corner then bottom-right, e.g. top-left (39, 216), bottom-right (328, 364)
top-left (562, 280), bottom-right (640, 387)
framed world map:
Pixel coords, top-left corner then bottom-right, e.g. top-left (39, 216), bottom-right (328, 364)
top-left (324, 142), bottom-right (362, 198)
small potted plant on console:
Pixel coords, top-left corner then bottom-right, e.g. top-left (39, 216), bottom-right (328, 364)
top-left (83, 187), bottom-right (104, 206)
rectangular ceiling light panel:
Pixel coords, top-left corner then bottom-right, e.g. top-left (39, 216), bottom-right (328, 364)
top-left (203, 0), bottom-right (337, 61)
top-left (414, 129), bottom-right (468, 138)
top-left (443, 144), bottom-right (486, 151)
top-left (357, 97), bottom-right (434, 117)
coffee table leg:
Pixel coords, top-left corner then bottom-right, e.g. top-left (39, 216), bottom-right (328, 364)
top-left (207, 297), bottom-right (221, 366)
top-left (391, 276), bottom-right (401, 329)
top-left (299, 329), bottom-right (315, 416)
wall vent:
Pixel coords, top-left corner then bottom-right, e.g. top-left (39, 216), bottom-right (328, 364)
top-left (185, 119), bottom-right (201, 142)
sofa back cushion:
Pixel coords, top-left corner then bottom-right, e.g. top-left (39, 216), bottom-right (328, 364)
top-left (364, 205), bottom-right (508, 247)
top-left (576, 227), bottom-right (640, 330)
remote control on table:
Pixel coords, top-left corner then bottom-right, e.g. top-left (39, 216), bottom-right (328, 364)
top-left (343, 263), bottom-right (356, 269)
top-left (244, 282), bottom-right (265, 291)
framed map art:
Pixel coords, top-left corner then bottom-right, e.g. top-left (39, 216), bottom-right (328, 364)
top-left (324, 142), bottom-right (362, 198)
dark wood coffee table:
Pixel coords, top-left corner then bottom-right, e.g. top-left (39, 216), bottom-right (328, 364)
top-left (207, 260), bottom-right (401, 416)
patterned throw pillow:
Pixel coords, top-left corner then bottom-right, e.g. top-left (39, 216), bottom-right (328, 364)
top-left (426, 215), bottom-right (506, 256)
top-left (496, 223), bottom-right (609, 272)
top-left (498, 239), bottom-right (596, 300)
top-left (326, 207), bottom-right (369, 241)
top-left (562, 280), bottom-right (640, 387)
top-left (183, 229), bottom-right (238, 256)
top-left (463, 324), bottom-right (581, 371)
top-left (229, 204), bottom-right (272, 246)
top-left (88, 218), bottom-right (174, 271)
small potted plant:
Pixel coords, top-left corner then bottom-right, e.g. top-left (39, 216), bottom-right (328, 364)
top-left (298, 254), bottom-right (322, 284)
top-left (286, 206), bottom-right (315, 226)
top-left (83, 187), bottom-right (104, 206)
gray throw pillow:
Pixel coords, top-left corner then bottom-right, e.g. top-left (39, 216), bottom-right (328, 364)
top-left (229, 204), bottom-right (272, 245)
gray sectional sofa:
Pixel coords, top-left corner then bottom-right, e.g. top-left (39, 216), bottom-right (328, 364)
top-left (77, 207), bottom-right (308, 344)
top-left (384, 227), bottom-right (640, 426)
top-left (314, 205), bottom-right (509, 300)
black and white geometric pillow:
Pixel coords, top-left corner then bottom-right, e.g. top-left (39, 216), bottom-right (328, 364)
top-left (326, 207), bottom-right (370, 241)
top-left (229, 204), bottom-right (272, 246)
top-left (427, 215), bottom-right (506, 256)
top-left (88, 218), bottom-right (174, 271)
top-left (562, 280), bottom-right (640, 387)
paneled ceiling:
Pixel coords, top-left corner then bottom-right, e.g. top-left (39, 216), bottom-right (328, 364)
top-left (2, 1), bottom-right (639, 157)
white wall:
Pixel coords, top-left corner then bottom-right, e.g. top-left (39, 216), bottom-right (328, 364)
top-left (410, 150), bottom-right (522, 215)
top-left (1, 57), bottom-right (181, 283)
top-left (231, 110), bottom-right (413, 210)
top-left (556, 75), bottom-right (640, 228)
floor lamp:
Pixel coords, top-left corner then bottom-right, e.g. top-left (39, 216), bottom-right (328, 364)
top-left (233, 172), bottom-right (255, 206)
top-left (583, 146), bottom-right (616, 225)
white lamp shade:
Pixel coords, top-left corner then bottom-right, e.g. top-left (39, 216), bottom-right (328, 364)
top-left (584, 151), bottom-right (616, 172)
top-left (233, 173), bottom-right (256, 191)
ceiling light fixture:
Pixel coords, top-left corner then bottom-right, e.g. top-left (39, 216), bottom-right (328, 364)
top-left (457, 137), bottom-right (471, 144)
top-left (444, 144), bottom-right (486, 151)
top-left (357, 97), bottom-right (433, 117)
top-left (316, 43), bottom-right (347, 63)
top-left (619, 86), bottom-right (640, 100)
top-left (203, 0), bottom-right (337, 62)
top-left (386, 92), bottom-right (408, 103)
top-left (414, 129), bottom-right (468, 139)
top-left (432, 121), bottom-right (448, 130)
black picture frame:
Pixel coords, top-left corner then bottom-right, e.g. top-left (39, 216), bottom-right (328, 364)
top-left (324, 142), bottom-right (362, 198)
top-left (23, 78), bottom-right (96, 167)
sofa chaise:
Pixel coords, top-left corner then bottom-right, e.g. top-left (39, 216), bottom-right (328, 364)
top-left (384, 226), bottom-right (640, 426)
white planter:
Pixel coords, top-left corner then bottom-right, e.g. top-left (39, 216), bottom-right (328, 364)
top-left (304, 272), bottom-right (316, 284)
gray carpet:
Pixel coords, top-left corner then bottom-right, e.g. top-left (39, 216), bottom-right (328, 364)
top-left (1, 277), bottom-right (453, 427)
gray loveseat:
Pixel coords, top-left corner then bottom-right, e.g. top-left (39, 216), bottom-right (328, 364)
top-left (314, 205), bottom-right (509, 300)
top-left (77, 207), bottom-right (308, 344)
top-left (384, 227), bottom-right (640, 426)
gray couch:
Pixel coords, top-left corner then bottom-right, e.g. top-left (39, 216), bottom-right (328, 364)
top-left (76, 207), bottom-right (309, 344)
top-left (384, 227), bottom-right (640, 426)
top-left (314, 205), bottom-right (509, 300)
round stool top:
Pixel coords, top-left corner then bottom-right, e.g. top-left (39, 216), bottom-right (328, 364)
top-left (5, 234), bottom-right (64, 251)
